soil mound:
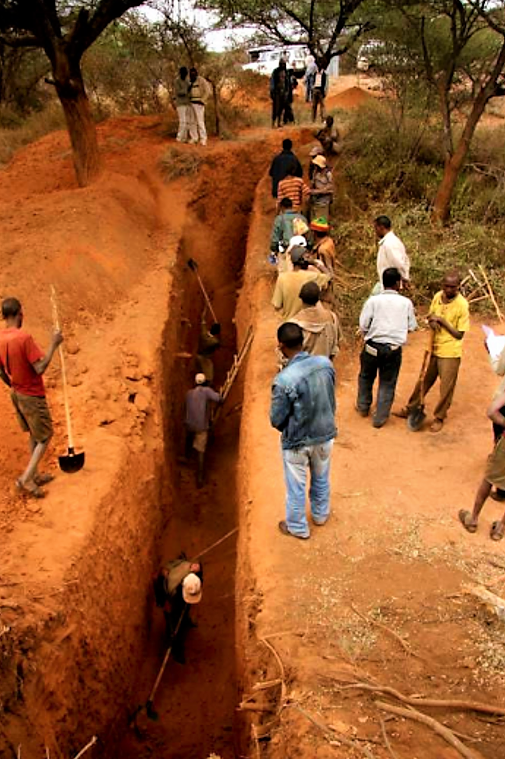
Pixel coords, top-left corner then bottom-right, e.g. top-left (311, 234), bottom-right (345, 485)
top-left (326, 85), bottom-right (373, 110)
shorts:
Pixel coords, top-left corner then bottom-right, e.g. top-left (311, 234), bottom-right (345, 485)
top-left (11, 391), bottom-right (53, 443)
top-left (485, 436), bottom-right (505, 490)
top-left (193, 431), bottom-right (208, 453)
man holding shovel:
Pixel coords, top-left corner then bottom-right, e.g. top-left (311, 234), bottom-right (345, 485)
top-left (396, 271), bottom-right (469, 433)
top-left (0, 297), bottom-right (63, 498)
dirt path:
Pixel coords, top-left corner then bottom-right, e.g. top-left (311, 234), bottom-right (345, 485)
top-left (236, 173), bottom-right (505, 759)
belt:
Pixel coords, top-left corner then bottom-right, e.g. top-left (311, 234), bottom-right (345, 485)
top-left (366, 340), bottom-right (401, 351)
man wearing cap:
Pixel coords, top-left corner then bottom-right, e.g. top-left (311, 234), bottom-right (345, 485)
top-left (0, 297), bottom-right (63, 498)
top-left (154, 556), bottom-right (203, 664)
top-left (308, 145), bottom-right (324, 181)
top-left (277, 167), bottom-right (311, 214)
top-left (185, 373), bottom-right (222, 487)
top-left (270, 322), bottom-right (336, 539)
top-left (291, 282), bottom-right (340, 359)
top-left (270, 198), bottom-right (308, 262)
top-left (310, 155), bottom-right (333, 222)
top-left (269, 138), bottom-right (303, 199)
top-left (272, 247), bottom-right (330, 320)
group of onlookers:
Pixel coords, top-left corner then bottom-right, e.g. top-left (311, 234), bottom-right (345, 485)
top-left (269, 54), bottom-right (329, 127)
top-left (174, 66), bottom-right (211, 147)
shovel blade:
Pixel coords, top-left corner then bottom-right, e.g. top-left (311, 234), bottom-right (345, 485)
top-left (146, 700), bottom-right (159, 721)
top-left (187, 258), bottom-right (197, 271)
top-left (407, 406), bottom-right (426, 432)
top-left (59, 450), bottom-right (85, 473)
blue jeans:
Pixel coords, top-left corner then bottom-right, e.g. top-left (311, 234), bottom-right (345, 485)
top-left (282, 440), bottom-right (334, 537)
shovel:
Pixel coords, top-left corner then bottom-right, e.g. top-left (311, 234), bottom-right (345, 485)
top-left (407, 331), bottom-right (434, 432)
top-left (187, 258), bottom-right (218, 323)
top-left (50, 286), bottom-right (85, 473)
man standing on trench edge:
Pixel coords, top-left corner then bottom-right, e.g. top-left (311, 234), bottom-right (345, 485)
top-left (270, 322), bottom-right (336, 539)
top-left (357, 267), bottom-right (417, 429)
top-left (396, 270), bottom-right (469, 433)
top-left (0, 297), bottom-right (63, 498)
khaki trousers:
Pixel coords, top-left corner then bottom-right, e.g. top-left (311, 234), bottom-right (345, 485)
top-left (407, 355), bottom-right (461, 421)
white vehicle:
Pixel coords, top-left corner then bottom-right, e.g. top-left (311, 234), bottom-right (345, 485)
top-left (243, 45), bottom-right (310, 78)
top-left (357, 40), bottom-right (386, 72)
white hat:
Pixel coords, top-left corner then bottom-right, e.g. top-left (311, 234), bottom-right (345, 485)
top-left (195, 373), bottom-right (206, 385)
top-left (312, 154), bottom-right (327, 168)
top-left (288, 235), bottom-right (307, 249)
top-left (182, 572), bottom-right (202, 604)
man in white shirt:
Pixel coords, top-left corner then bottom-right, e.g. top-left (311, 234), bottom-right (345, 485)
top-left (357, 267), bottom-right (417, 428)
top-left (374, 215), bottom-right (410, 293)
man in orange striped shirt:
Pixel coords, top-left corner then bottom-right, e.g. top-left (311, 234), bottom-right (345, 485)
top-left (277, 169), bottom-right (311, 213)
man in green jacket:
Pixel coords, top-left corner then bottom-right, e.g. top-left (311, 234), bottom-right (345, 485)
top-left (270, 198), bottom-right (308, 260)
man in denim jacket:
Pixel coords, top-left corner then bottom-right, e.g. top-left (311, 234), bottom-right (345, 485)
top-left (270, 322), bottom-right (336, 539)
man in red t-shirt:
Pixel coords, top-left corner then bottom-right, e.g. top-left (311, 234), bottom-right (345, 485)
top-left (0, 298), bottom-right (63, 498)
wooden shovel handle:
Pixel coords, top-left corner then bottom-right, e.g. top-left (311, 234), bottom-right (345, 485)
top-left (50, 286), bottom-right (74, 449)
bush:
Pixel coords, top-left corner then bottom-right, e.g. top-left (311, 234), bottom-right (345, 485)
top-left (0, 103), bottom-right (65, 167)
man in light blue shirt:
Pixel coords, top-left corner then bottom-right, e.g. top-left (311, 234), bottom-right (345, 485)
top-left (357, 267), bottom-right (417, 428)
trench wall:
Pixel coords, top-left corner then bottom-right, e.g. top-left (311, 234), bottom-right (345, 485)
top-left (0, 139), bottom-right (275, 758)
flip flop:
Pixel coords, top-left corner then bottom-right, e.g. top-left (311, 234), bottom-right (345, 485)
top-left (490, 521), bottom-right (505, 542)
top-left (458, 509), bottom-right (477, 533)
top-left (16, 479), bottom-right (46, 499)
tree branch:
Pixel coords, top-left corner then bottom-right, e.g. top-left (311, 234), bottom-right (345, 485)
top-left (66, 0), bottom-right (144, 59)
top-left (0, 34), bottom-right (41, 48)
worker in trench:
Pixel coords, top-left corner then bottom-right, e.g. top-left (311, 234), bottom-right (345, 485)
top-left (196, 309), bottom-right (221, 384)
top-left (153, 557), bottom-right (203, 664)
top-left (185, 373), bottom-right (223, 488)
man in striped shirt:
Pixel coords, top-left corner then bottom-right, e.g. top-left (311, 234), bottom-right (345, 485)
top-left (277, 168), bottom-right (311, 213)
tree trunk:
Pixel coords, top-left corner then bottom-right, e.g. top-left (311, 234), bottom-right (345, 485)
top-left (53, 51), bottom-right (101, 187)
top-left (433, 40), bottom-right (505, 225)
top-left (433, 89), bottom-right (494, 224)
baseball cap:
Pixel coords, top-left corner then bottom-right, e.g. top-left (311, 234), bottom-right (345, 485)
top-left (288, 234), bottom-right (307, 249)
top-left (182, 573), bottom-right (202, 604)
top-left (195, 373), bottom-right (206, 385)
top-left (312, 155), bottom-right (327, 168)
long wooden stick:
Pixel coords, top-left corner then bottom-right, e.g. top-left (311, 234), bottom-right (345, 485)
top-left (50, 286), bottom-right (75, 450)
top-left (380, 718), bottom-right (400, 759)
top-left (191, 527), bottom-right (238, 562)
top-left (335, 681), bottom-right (505, 716)
top-left (375, 701), bottom-right (484, 759)
top-left (350, 604), bottom-right (420, 658)
top-left (478, 264), bottom-right (504, 322)
top-left (146, 607), bottom-right (187, 708)
top-left (72, 736), bottom-right (97, 759)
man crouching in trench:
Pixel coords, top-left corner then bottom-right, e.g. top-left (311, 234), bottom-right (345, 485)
top-left (153, 556), bottom-right (203, 664)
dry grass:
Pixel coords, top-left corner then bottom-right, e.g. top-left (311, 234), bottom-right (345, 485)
top-left (159, 147), bottom-right (203, 182)
top-left (0, 103), bottom-right (65, 168)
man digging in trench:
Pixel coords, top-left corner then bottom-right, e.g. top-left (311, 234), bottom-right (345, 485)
top-left (153, 557), bottom-right (203, 664)
top-left (0, 297), bottom-right (63, 498)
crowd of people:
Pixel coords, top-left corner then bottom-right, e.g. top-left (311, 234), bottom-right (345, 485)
top-left (266, 137), bottom-right (505, 544)
top-left (269, 53), bottom-right (330, 127)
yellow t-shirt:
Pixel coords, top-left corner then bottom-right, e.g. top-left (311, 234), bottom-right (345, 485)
top-left (430, 291), bottom-right (470, 358)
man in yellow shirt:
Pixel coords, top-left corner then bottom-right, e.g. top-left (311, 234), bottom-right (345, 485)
top-left (398, 271), bottom-right (470, 433)
top-left (272, 247), bottom-right (329, 320)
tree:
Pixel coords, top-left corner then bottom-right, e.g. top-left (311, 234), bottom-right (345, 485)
top-left (374, 0), bottom-right (505, 223)
top-left (198, 0), bottom-right (373, 69)
top-left (0, 0), bottom-right (147, 186)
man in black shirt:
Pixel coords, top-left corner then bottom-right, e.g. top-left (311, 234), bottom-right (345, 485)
top-left (269, 138), bottom-right (303, 199)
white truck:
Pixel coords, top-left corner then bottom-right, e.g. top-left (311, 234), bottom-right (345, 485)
top-left (243, 45), bottom-right (310, 78)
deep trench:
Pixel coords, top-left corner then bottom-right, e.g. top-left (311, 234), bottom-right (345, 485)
top-left (108, 175), bottom-right (258, 759)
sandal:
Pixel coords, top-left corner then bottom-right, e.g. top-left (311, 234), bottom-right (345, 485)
top-left (490, 521), bottom-right (505, 542)
top-left (430, 419), bottom-right (444, 434)
top-left (16, 479), bottom-right (46, 499)
top-left (458, 509), bottom-right (477, 533)
top-left (34, 473), bottom-right (54, 486)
